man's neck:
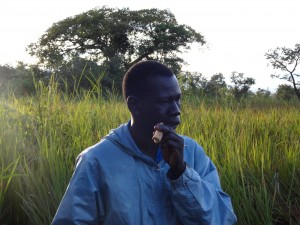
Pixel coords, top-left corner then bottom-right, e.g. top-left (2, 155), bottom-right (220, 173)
top-left (129, 122), bottom-right (158, 160)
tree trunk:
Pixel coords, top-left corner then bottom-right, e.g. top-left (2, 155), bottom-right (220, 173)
top-left (293, 86), bottom-right (300, 101)
top-left (290, 72), bottom-right (300, 101)
top-left (127, 50), bottom-right (154, 69)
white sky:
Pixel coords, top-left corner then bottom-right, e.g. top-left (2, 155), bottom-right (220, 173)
top-left (1, 0), bottom-right (299, 92)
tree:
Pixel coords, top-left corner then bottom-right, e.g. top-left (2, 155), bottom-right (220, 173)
top-left (178, 71), bottom-right (207, 94)
top-left (205, 73), bottom-right (227, 97)
top-left (27, 6), bottom-right (205, 89)
top-left (53, 56), bottom-right (109, 92)
top-left (255, 88), bottom-right (271, 98)
top-left (0, 63), bottom-right (42, 96)
top-left (276, 84), bottom-right (296, 101)
top-left (265, 44), bottom-right (300, 101)
top-left (230, 71), bottom-right (255, 101)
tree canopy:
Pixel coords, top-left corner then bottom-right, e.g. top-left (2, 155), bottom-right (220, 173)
top-left (265, 43), bottom-right (300, 100)
top-left (276, 84), bottom-right (296, 101)
top-left (205, 73), bottom-right (227, 97)
top-left (27, 7), bottom-right (205, 76)
top-left (230, 71), bottom-right (255, 101)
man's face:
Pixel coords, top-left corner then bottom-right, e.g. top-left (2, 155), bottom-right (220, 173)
top-left (138, 75), bottom-right (182, 131)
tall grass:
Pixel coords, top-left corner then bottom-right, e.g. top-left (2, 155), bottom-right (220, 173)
top-left (180, 99), bottom-right (300, 224)
top-left (0, 80), bottom-right (299, 224)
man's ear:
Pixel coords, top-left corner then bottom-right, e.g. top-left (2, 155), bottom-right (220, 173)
top-left (127, 96), bottom-right (141, 116)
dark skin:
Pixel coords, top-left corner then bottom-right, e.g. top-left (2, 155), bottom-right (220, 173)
top-left (127, 75), bottom-right (186, 179)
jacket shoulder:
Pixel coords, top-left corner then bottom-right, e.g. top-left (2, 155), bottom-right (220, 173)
top-left (77, 138), bottom-right (125, 163)
top-left (180, 135), bottom-right (216, 176)
top-left (181, 135), bottom-right (205, 154)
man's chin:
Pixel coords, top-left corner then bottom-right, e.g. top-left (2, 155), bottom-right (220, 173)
top-left (165, 123), bottom-right (180, 130)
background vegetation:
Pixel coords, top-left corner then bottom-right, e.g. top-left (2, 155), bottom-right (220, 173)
top-left (0, 77), bottom-right (299, 225)
top-left (0, 7), bottom-right (299, 101)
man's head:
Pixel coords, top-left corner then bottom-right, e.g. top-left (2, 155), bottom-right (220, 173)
top-left (122, 60), bottom-right (181, 131)
top-left (122, 60), bottom-right (174, 100)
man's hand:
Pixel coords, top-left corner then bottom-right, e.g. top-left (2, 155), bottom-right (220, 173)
top-left (154, 124), bottom-right (185, 179)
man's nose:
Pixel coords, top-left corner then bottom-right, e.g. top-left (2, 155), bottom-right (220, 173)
top-left (170, 101), bottom-right (181, 116)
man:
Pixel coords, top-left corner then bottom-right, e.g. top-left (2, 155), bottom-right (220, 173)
top-left (52, 60), bottom-right (237, 225)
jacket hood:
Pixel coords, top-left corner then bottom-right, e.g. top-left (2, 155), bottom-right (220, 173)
top-left (103, 121), bottom-right (159, 166)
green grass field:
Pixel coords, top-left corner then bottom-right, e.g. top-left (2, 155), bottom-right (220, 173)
top-left (0, 83), bottom-right (299, 224)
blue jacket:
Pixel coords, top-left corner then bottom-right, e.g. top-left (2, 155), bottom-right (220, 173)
top-left (52, 122), bottom-right (237, 225)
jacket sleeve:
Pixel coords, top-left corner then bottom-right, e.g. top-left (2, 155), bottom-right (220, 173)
top-left (51, 155), bottom-right (105, 225)
top-left (168, 141), bottom-right (237, 225)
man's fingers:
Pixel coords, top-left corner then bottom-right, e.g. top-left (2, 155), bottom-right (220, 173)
top-left (160, 132), bottom-right (183, 145)
top-left (154, 124), bottom-right (176, 135)
top-left (161, 139), bottom-right (181, 150)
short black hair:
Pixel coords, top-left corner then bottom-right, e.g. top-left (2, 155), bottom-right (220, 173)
top-left (122, 60), bottom-right (174, 100)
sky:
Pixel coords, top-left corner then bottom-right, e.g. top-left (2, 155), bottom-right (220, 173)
top-left (1, 0), bottom-right (299, 92)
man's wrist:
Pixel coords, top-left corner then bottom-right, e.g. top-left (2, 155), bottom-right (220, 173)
top-left (167, 162), bottom-right (186, 180)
